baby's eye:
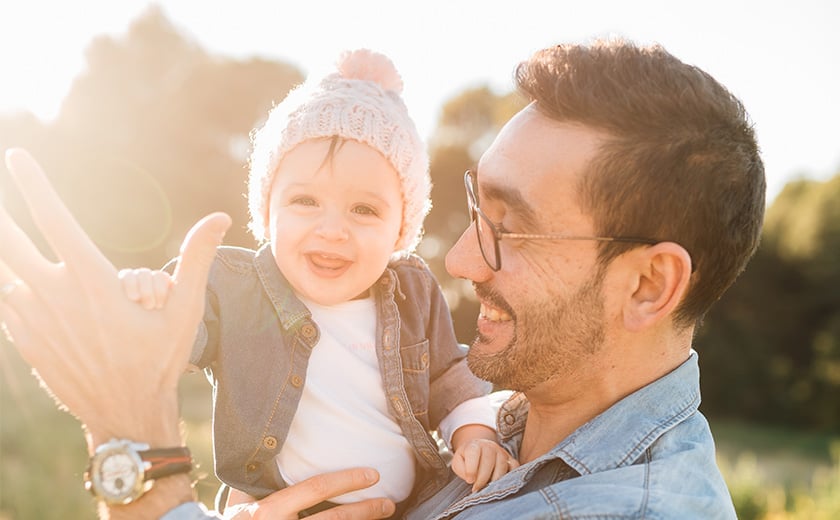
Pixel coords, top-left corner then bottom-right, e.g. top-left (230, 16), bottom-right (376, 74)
top-left (291, 196), bottom-right (317, 207)
top-left (352, 204), bottom-right (379, 217)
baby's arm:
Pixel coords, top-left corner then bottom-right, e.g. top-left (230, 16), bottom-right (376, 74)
top-left (450, 424), bottom-right (519, 492)
top-left (118, 267), bottom-right (173, 310)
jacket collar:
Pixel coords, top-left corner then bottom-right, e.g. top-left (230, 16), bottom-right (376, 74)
top-left (500, 351), bottom-right (701, 475)
top-left (253, 243), bottom-right (312, 331)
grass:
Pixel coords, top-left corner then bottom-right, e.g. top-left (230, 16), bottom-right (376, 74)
top-left (1, 341), bottom-right (838, 519)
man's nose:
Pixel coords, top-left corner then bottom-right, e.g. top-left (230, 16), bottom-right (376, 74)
top-left (446, 223), bottom-right (492, 283)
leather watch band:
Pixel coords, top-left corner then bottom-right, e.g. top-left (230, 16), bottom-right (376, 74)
top-left (142, 446), bottom-right (193, 481)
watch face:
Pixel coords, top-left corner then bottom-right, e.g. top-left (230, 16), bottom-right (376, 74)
top-left (98, 453), bottom-right (140, 498)
top-left (88, 441), bottom-right (147, 504)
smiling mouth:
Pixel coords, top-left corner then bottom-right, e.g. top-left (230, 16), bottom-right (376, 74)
top-left (479, 303), bottom-right (512, 322)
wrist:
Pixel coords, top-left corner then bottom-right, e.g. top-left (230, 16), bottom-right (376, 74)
top-left (85, 391), bottom-right (183, 452)
top-left (102, 473), bottom-right (195, 520)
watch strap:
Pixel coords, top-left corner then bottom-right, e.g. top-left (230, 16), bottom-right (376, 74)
top-left (141, 446), bottom-right (193, 481)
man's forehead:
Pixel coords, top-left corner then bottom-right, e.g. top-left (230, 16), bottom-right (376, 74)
top-left (475, 107), bottom-right (604, 225)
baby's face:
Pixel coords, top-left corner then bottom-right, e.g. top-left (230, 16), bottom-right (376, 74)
top-left (268, 138), bottom-right (403, 306)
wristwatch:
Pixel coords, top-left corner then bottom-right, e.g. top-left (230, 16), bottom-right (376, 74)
top-left (84, 438), bottom-right (192, 505)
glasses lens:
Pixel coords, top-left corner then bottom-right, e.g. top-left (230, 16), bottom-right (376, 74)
top-left (475, 210), bottom-right (498, 270)
top-left (465, 170), bottom-right (499, 271)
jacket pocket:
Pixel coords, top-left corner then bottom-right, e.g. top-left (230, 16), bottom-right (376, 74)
top-left (400, 339), bottom-right (431, 420)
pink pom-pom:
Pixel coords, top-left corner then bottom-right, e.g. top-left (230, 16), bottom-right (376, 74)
top-left (336, 49), bottom-right (403, 93)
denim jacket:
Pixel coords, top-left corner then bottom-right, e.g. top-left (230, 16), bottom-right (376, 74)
top-left (183, 244), bottom-right (491, 503)
top-left (405, 352), bottom-right (737, 519)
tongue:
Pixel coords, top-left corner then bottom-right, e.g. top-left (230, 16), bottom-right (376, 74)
top-left (312, 255), bottom-right (347, 269)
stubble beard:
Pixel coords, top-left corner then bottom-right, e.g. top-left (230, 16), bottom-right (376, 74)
top-left (467, 270), bottom-right (606, 392)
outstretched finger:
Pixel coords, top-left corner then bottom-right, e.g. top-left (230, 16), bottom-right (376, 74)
top-left (3, 149), bottom-right (112, 277)
top-left (309, 498), bottom-right (396, 519)
top-left (0, 203), bottom-right (54, 282)
top-left (260, 467), bottom-right (383, 516)
top-left (168, 212), bottom-right (230, 318)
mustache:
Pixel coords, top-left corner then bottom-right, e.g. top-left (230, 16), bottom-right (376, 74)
top-left (473, 282), bottom-right (515, 317)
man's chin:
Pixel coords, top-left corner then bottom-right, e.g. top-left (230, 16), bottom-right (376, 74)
top-left (466, 341), bottom-right (514, 386)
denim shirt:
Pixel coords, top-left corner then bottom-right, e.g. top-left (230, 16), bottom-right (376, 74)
top-left (181, 244), bottom-right (491, 504)
top-left (405, 352), bottom-right (737, 519)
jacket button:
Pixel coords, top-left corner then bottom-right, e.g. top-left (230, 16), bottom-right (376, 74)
top-left (300, 323), bottom-right (317, 339)
top-left (503, 413), bottom-right (516, 425)
top-left (246, 462), bottom-right (259, 472)
top-left (391, 396), bottom-right (406, 417)
top-left (291, 374), bottom-right (304, 388)
top-left (263, 436), bottom-right (278, 450)
top-left (420, 352), bottom-right (429, 368)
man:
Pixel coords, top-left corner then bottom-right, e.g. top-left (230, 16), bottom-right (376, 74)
top-left (406, 40), bottom-right (763, 519)
top-left (0, 38), bottom-right (763, 519)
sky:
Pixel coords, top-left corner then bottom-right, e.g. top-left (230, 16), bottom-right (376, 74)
top-left (1, 0), bottom-right (838, 204)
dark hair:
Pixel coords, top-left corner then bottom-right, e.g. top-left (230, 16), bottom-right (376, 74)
top-left (515, 39), bottom-right (765, 328)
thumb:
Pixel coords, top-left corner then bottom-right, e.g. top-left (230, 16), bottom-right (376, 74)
top-left (169, 212), bottom-right (231, 313)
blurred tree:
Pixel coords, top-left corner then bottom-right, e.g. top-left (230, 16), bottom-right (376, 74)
top-left (697, 173), bottom-right (840, 431)
top-left (421, 86), bottom-right (525, 343)
top-left (3, 5), bottom-right (303, 269)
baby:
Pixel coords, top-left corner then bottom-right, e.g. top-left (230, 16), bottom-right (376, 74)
top-left (119, 50), bottom-right (514, 516)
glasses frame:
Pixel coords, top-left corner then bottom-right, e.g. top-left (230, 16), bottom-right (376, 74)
top-left (464, 170), bottom-right (660, 271)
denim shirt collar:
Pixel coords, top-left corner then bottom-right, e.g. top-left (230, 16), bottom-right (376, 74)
top-left (500, 350), bottom-right (701, 476)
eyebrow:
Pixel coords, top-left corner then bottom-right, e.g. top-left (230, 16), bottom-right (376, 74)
top-left (478, 174), bottom-right (540, 229)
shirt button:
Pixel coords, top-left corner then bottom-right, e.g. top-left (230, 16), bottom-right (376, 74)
top-left (263, 436), bottom-right (278, 450)
top-left (420, 352), bottom-right (429, 369)
top-left (291, 375), bottom-right (304, 388)
top-left (380, 277), bottom-right (389, 286)
top-left (420, 448), bottom-right (436, 462)
top-left (300, 323), bottom-right (317, 339)
top-left (391, 396), bottom-right (406, 416)
top-left (503, 413), bottom-right (516, 426)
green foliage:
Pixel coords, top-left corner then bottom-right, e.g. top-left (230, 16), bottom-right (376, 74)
top-left (696, 171), bottom-right (840, 431)
top-left (719, 446), bottom-right (840, 520)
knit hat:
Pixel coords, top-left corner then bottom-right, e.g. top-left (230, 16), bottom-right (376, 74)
top-left (247, 49), bottom-right (431, 252)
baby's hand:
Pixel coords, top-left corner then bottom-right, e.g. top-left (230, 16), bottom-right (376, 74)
top-left (451, 438), bottom-right (519, 492)
top-left (118, 267), bottom-right (173, 310)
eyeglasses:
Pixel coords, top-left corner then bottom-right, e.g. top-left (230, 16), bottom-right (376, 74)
top-left (464, 170), bottom-right (660, 271)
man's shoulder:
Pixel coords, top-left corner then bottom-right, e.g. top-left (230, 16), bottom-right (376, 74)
top-left (558, 412), bottom-right (735, 519)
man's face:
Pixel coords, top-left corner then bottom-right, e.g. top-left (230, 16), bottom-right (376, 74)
top-left (445, 106), bottom-right (611, 392)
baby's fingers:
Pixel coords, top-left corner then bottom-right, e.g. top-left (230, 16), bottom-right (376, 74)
top-left (492, 451), bottom-right (517, 482)
top-left (118, 268), bottom-right (141, 302)
top-left (473, 445), bottom-right (516, 492)
top-left (151, 270), bottom-right (173, 309)
top-left (450, 450), bottom-right (471, 484)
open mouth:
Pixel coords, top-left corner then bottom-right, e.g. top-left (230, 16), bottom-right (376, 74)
top-left (306, 252), bottom-right (351, 276)
top-left (479, 302), bottom-right (512, 322)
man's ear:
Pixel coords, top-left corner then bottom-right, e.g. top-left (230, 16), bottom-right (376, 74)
top-left (622, 242), bottom-right (692, 332)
